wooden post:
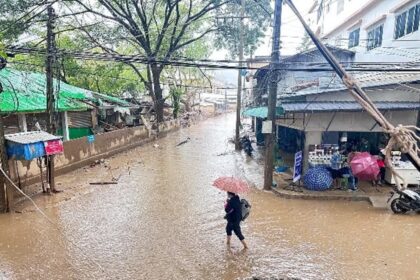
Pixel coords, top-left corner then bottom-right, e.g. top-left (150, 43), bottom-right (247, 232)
top-left (18, 114), bottom-right (27, 132)
top-left (61, 112), bottom-right (69, 141)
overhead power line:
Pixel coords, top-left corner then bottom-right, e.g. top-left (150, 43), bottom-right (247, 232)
top-left (7, 46), bottom-right (420, 73)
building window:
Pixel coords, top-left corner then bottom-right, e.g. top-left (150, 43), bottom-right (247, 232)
top-left (395, 4), bottom-right (420, 39)
top-left (348, 28), bottom-right (360, 48)
top-left (367, 24), bottom-right (383, 50)
top-left (337, 0), bottom-right (344, 14)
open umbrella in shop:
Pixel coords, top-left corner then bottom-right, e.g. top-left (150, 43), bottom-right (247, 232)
top-left (213, 177), bottom-right (250, 194)
top-left (350, 152), bottom-right (380, 181)
top-left (303, 166), bottom-right (333, 191)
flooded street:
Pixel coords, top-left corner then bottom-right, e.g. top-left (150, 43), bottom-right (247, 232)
top-left (0, 114), bottom-right (419, 280)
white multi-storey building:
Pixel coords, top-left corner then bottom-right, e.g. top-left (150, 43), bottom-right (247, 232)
top-left (308, 0), bottom-right (420, 62)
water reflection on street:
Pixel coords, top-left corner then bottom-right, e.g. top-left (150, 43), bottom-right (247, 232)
top-left (0, 114), bottom-right (419, 280)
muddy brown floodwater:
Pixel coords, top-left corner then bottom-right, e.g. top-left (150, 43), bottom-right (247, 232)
top-left (0, 114), bottom-right (419, 280)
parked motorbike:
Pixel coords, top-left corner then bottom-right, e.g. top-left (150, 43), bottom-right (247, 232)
top-left (388, 188), bottom-right (420, 214)
top-left (240, 135), bottom-right (253, 156)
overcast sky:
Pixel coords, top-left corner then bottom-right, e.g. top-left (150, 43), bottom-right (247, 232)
top-left (211, 0), bottom-right (310, 84)
top-left (212, 1), bottom-right (309, 58)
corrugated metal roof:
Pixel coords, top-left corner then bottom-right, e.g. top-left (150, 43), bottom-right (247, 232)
top-left (281, 71), bottom-right (420, 98)
top-left (0, 68), bottom-right (135, 112)
top-left (5, 131), bottom-right (62, 144)
top-left (283, 45), bottom-right (355, 63)
top-left (282, 101), bottom-right (420, 113)
top-left (0, 68), bottom-right (88, 113)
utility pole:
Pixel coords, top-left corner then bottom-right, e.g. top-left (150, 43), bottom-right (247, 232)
top-left (263, 0), bottom-right (283, 190)
top-left (235, 0), bottom-right (245, 150)
top-left (0, 57), bottom-right (12, 212)
top-left (46, 5), bottom-right (57, 193)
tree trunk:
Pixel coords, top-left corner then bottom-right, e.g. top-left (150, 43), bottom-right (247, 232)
top-left (151, 65), bottom-right (164, 123)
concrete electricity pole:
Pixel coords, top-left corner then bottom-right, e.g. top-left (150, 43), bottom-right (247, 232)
top-left (0, 57), bottom-right (12, 212)
top-left (235, 0), bottom-right (245, 150)
top-left (263, 0), bottom-right (283, 190)
top-left (46, 5), bottom-right (57, 192)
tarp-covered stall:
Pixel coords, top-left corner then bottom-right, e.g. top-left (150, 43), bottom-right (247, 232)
top-left (5, 131), bottom-right (63, 161)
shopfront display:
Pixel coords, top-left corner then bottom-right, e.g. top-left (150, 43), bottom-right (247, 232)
top-left (308, 144), bottom-right (344, 168)
top-left (385, 151), bottom-right (420, 186)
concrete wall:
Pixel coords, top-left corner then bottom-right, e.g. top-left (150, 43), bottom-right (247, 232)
top-left (276, 110), bottom-right (418, 132)
top-left (303, 131), bottom-right (322, 172)
top-left (8, 119), bottom-right (181, 187)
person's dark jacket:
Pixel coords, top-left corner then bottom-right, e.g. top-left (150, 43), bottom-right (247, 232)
top-left (225, 195), bottom-right (242, 223)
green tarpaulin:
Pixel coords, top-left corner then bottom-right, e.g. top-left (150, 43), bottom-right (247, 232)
top-left (0, 68), bottom-right (131, 113)
top-left (242, 106), bottom-right (284, 118)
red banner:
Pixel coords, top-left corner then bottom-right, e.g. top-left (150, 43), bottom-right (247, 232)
top-left (44, 140), bottom-right (64, 155)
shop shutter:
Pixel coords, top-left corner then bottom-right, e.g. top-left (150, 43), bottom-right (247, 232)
top-left (68, 111), bottom-right (92, 128)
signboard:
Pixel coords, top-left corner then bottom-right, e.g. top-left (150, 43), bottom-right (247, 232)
top-left (262, 120), bottom-right (272, 134)
top-left (293, 151), bottom-right (303, 183)
top-left (87, 135), bottom-right (95, 143)
top-left (44, 140), bottom-right (64, 155)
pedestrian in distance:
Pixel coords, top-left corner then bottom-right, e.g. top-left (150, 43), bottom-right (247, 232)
top-left (224, 192), bottom-right (248, 249)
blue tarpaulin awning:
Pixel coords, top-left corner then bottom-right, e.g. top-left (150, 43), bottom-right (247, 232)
top-left (242, 107), bottom-right (284, 118)
top-left (5, 131), bottom-right (63, 161)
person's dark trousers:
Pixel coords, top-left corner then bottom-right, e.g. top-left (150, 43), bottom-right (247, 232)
top-left (380, 167), bottom-right (386, 182)
top-left (226, 222), bottom-right (245, 241)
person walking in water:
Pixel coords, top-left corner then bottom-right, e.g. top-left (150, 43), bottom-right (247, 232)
top-left (225, 192), bottom-right (248, 249)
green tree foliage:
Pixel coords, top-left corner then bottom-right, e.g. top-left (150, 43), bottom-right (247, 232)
top-left (0, 0), bottom-right (47, 42)
top-left (0, 37), bottom-right (5, 59)
top-left (298, 32), bottom-right (313, 53)
top-left (170, 87), bottom-right (183, 119)
top-left (214, 0), bottom-right (272, 58)
top-left (10, 35), bottom-right (145, 97)
top-left (66, 0), bottom-right (229, 122)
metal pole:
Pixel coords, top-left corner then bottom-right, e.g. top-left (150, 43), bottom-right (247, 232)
top-left (235, 0), bottom-right (245, 150)
top-left (46, 5), bottom-right (57, 192)
top-left (263, 0), bottom-right (283, 190)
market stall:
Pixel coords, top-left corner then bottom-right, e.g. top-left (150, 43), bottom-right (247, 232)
top-left (5, 131), bottom-right (64, 193)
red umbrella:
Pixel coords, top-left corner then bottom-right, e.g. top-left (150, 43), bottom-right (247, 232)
top-left (213, 177), bottom-right (250, 194)
top-left (350, 152), bottom-right (380, 181)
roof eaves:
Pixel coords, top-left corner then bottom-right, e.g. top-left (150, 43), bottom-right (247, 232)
top-left (283, 45), bottom-right (355, 62)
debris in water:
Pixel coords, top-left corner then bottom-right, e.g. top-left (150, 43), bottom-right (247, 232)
top-left (153, 144), bottom-right (159, 148)
top-left (176, 137), bottom-right (191, 147)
